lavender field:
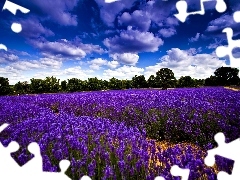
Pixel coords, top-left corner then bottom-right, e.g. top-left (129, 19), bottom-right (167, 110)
top-left (0, 87), bottom-right (240, 180)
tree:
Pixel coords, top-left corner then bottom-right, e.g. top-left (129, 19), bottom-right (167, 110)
top-left (87, 77), bottom-right (101, 91)
top-left (61, 80), bottom-right (67, 91)
top-left (44, 76), bottom-right (60, 93)
top-left (14, 81), bottom-right (30, 94)
top-left (30, 78), bottom-right (45, 94)
top-left (155, 68), bottom-right (177, 89)
top-left (178, 76), bottom-right (195, 87)
top-left (147, 75), bottom-right (156, 88)
top-left (67, 78), bottom-right (81, 92)
top-left (205, 75), bottom-right (218, 86)
top-left (214, 67), bottom-right (240, 86)
top-left (109, 77), bottom-right (121, 90)
top-left (0, 77), bottom-right (11, 95)
top-left (132, 75), bottom-right (148, 88)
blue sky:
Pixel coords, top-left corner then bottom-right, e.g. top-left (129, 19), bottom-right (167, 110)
top-left (0, 0), bottom-right (240, 84)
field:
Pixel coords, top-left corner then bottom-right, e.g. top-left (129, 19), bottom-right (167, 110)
top-left (0, 87), bottom-right (239, 180)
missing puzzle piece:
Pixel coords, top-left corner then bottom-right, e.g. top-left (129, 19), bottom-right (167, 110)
top-left (154, 165), bottom-right (190, 180)
top-left (174, 0), bottom-right (227, 22)
top-left (204, 132), bottom-right (240, 180)
top-left (215, 14), bottom-right (240, 69)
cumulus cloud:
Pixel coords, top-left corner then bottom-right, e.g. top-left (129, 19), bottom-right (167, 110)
top-left (29, 38), bottom-right (105, 60)
top-left (19, 16), bottom-right (55, 38)
top-left (110, 53), bottom-right (139, 65)
top-left (103, 65), bottom-right (144, 80)
top-left (9, 58), bottom-right (62, 71)
top-left (103, 28), bottom-right (164, 53)
top-left (205, 14), bottom-right (240, 37)
top-left (94, 0), bottom-right (136, 26)
top-left (158, 28), bottom-right (176, 38)
top-left (17, 0), bottom-right (79, 26)
top-left (0, 50), bottom-right (19, 64)
top-left (144, 48), bottom-right (227, 79)
top-left (118, 10), bottom-right (151, 31)
top-left (88, 58), bottom-right (119, 70)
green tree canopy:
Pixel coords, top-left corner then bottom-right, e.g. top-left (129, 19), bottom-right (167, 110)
top-left (155, 68), bottom-right (177, 89)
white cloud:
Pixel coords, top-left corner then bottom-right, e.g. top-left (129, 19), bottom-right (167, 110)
top-left (107, 60), bottom-right (119, 69)
top-left (29, 38), bottom-right (105, 60)
top-left (103, 28), bottom-right (164, 53)
top-left (0, 51), bottom-right (19, 64)
top-left (158, 28), bottom-right (176, 38)
top-left (9, 58), bottom-right (62, 71)
top-left (118, 10), bottom-right (151, 31)
top-left (88, 58), bottom-right (119, 70)
top-left (144, 48), bottom-right (227, 79)
top-left (110, 53), bottom-right (139, 65)
top-left (103, 65), bottom-right (144, 80)
top-left (94, 0), bottom-right (136, 26)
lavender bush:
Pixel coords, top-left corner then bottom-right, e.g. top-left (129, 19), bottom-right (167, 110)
top-left (0, 87), bottom-right (239, 179)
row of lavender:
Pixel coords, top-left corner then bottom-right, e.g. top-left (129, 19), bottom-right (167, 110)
top-left (0, 87), bottom-right (239, 179)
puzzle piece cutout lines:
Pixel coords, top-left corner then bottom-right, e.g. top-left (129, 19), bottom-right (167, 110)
top-left (0, 0), bottom-right (30, 50)
top-left (204, 132), bottom-right (240, 180)
top-left (174, 0), bottom-right (227, 22)
top-left (154, 165), bottom-right (190, 180)
top-left (2, 0), bottom-right (30, 33)
top-left (215, 27), bottom-right (240, 68)
top-left (0, 123), bottom-right (92, 180)
top-left (233, 11), bottom-right (240, 23)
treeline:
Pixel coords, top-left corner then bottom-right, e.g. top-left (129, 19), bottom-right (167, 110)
top-left (0, 67), bottom-right (239, 96)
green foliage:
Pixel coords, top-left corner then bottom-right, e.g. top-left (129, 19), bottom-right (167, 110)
top-left (214, 66), bottom-right (240, 86)
top-left (14, 81), bottom-right (30, 94)
top-left (0, 77), bottom-right (11, 95)
top-left (155, 68), bottom-right (177, 89)
top-left (177, 76), bottom-right (195, 88)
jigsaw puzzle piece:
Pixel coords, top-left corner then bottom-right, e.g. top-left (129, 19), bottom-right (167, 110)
top-left (2, 0), bottom-right (30, 15)
top-left (215, 0), bottom-right (227, 13)
top-left (20, 142), bottom-right (43, 175)
top-left (154, 176), bottom-right (165, 180)
top-left (0, 140), bottom-right (21, 177)
top-left (174, 1), bottom-right (189, 23)
top-left (0, 123), bottom-right (9, 132)
top-left (174, 0), bottom-right (227, 23)
top-left (33, 160), bottom-right (72, 180)
top-left (215, 27), bottom-right (240, 68)
top-left (0, 44), bottom-right (7, 51)
top-left (171, 165), bottom-right (190, 180)
top-left (205, 132), bottom-right (240, 179)
top-left (233, 11), bottom-right (240, 23)
top-left (2, 0), bottom-right (30, 34)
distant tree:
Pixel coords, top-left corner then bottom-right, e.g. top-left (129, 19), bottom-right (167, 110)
top-left (61, 80), bottom-right (67, 91)
top-left (88, 77), bottom-right (101, 91)
top-left (132, 75), bottom-right (148, 88)
top-left (14, 81), bottom-right (30, 94)
top-left (109, 77), bottom-right (122, 90)
top-left (205, 75), bottom-right (218, 86)
top-left (44, 76), bottom-right (60, 93)
top-left (147, 75), bottom-right (156, 88)
top-left (102, 80), bottom-right (109, 90)
top-left (30, 78), bottom-right (45, 94)
top-left (67, 78), bottom-right (81, 92)
top-left (214, 67), bottom-right (240, 86)
top-left (194, 79), bottom-right (205, 87)
top-left (178, 76), bottom-right (195, 87)
top-left (155, 68), bottom-right (177, 89)
top-left (0, 77), bottom-right (11, 95)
